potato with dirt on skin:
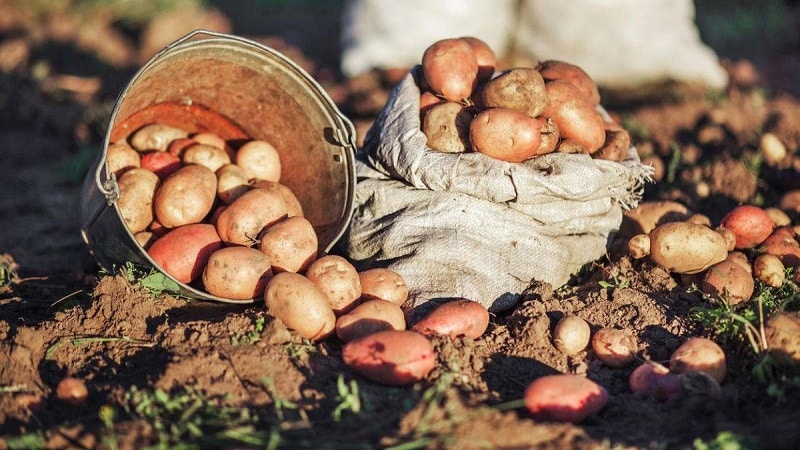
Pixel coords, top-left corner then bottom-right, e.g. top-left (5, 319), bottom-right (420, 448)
top-left (422, 38), bottom-right (478, 102)
top-left (258, 216), bottom-right (318, 273)
top-left (669, 337), bottom-right (726, 384)
top-left (359, 268), bottom-right (408, 306)
top-left (342, 330), bottom-right (435, 386)
top-left (117, 168), bottom-right (159, 234)
top-left (481, 67), bottom-right (548, 118)
top-left (593, 126), bottom-right (631, 162)
top-left (202, 246), bottom-right (273, 300)
top-left (699, 260), bottom-right (755, 305)
top-left (627, 234), bottom-right (651, 259)
top-left (541, 80), bottom-right (606, 154)
top-left (140, 151), bottom-right (182, 179)
top-left (129, 123), bottom-right (188, 152)
top-left (236, 140), bottom-right (282, 182)
top-left (264, 272), bottom-right (335, 341)
top-left (182, 143), bottom-right (231, 173)
top-left (147, 223), bottom-right (223, 284)
top-left (470, 108), bottom-right (547, 162)
top-left (422, 101), bottom-right (473, 153)
top-left (216, 164), bottom-right (250, 204)
top-left (336, 299), bottom-right (406, 342)
top-left (753, 254), bottom-right (785, 288)
top-left (648, 221), bottom-right (728, 274)
top-left (765, 311), bottom-right (800, 366)
top-left (592, 328), bottom-right (638, 368)
top-left (250, 180), bottom-right (304, 218)
top-left (153, 164), bottom-right (217, 229)
top-left (536, 60), bottom-right (601, 105)
top-left (215, 187), bottom-right (288, 246)
top-left (411, 298), bottom-right (489, 339)
top-left (620, 200), bottom-right (691, 237)
top-left (106, 142), bottom-right (140, 178)
top-left (306, 255), bottom-right (362, 315)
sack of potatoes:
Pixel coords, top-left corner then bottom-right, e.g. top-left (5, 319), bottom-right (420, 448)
top-left (344, 36), bottom-right (654, 314)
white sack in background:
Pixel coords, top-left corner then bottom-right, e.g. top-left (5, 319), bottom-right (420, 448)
top-left (343, 70), bottom-right (653, 313)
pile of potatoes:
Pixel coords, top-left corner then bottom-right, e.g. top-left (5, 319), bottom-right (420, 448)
top-left (418, 37), bottom-right (630, 163)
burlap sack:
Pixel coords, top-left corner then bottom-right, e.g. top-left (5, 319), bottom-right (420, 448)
top-left (343, 69), bottom-right (652, 312)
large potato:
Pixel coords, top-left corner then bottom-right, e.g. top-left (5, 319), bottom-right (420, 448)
top-left (153, 164), bottom-right (217, 229)
top-left (422, 101), bottom-right (473, 153)
top-left (342, 330), bottom-right (435, 386)
top-left (669, 337), bottom-right (727, 384)
top-left (335, 299), bottom-right (406, 342)
top-left (202, 246), bottom-right (273, 300)
top-left (306, 255), bottom-right (362, 315)
top-left (422, 38), bottom-right (478, 102)
top-left (541, 80), bottom-right (606, 154)
top-left (481, 68), bottom-right (548, 118)
top-left (215, 187), bottom-right (288, 246)
top-left (620, 201), bottom-right (691, 237)
top-left (470, 108), bottom-right (545, 163)
top-left (459, 36), bottom-right (495, 82)
top-left (264, 272), bottom-right (335, 341)
top-left (648, 221), bottom-right (728, 274)
top-left (258, 216), bottom-right (318, 273)
top-left (117, 168), bottom-right (159, 234)
top-left (147, 223), bottom-right (223, 283)
top-left (536, 60), bottom-right (601, 105)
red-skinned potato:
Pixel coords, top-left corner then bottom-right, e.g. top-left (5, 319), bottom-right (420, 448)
top-left (762, 227), bottom-right (800, 267)
top-left (153, 164), bottom-right (217, 229)
top-left (419, 90), bottom-right (443, 118)
top-left (56, 377), bottom-right (89, 406)
top-left (358, 268), bottom-right (409, 306)
top-left (459, 36), bottom-right (495, 82)
top-left (140, 151), bottom-right (181, 179)
top-left (411, 299), bottom-right (489, 339)
top-left (470, 108), bottom-right (545, 162)
top-left (591, 328), bottom-right (638, 368)
top-left (305, 255), bottom-right (362, 315)
top-left (264, 272), bottom-right (335, 341)
top-left (335, 299), bottom-right (406, 342)
top-left (342, 330), bottom-right (435, 386)
top-left (699, 260), bottom-right (754, 305)
top-left (167, 137), bottom-right (196, 158)
top-left (202, 246), bottom-right (273, 300)
top-left (147, 223), bottom-right (223, 283)
top-left (541, 80), bottom-right (605, 153)
top-left (524, 374), bottom-right (609, 423)
top-left (648, 221), bottom-right (728, 274)
top-left (536, 60), bottom-right (601, 105)
top-left (421, 38), bottom-right (478, 102)
top-left (629, 361), bottom-right (681, 401)
top-left (719, 205), bottom-right (773, 249)
top-left (481, 68), bottom-right (548, 118)
top-left (669, 337), bottom-right (726, 384)
top-left (215, 187), bottom-right (288, 246)
top-left (258, 216), bottom-right (318, 273)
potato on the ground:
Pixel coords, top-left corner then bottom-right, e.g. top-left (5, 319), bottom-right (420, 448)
top-left (106, 142), bottom-right (140, 178)
top-left (202, 246), bottom-right (273, 300)
top-left (753, 254), bottom-right (785, 288)
top-left (719, 205), bottom-right (774, 250)
top-left (342, 330), bottom-right (435, 386)
top-left (699, 260), bottom-right (754, 305)
top-left (536, 60), bottom-right (601, 105)
top-left (764, 311), bottom-right (800, 366)
top-left (620, 200), bottom-right (691, 237)
top-left (56, 377), bottom-right (88, 406)
top-left (627, 234), bottom-right (651, 259)
top-left (524, 374), bottom-right (609, 423)
top-left (422, 101), bottom-right (473, 153)
top-left (669, 337), bottom-right (726, 384)
top-left (481, 68), bottom-right (547, 118)
top-left (129, 123), bottom-right (188, 152)
top-left (258, 216), bottom-right (318, 273)
top-left (358, 268), bottom-right (408, 306)
top-left (153, 164), bottom-right (217, 229)
top-left (411, 299), bottom-right (489, 339)
top-left (215, 187), bottom-right (288, 246)
top-left (762, 226), bottom-right (800, 267)
top-left (541, 80), bottom-right (606, 154)
top-left (421, 38), bottom-right (478, 102)
top-left (305, 255), bottom-right (362, 315)
top-left (470, 108), bottom-right (546, 162)
top-left (629, 361), bottom-right (681, 401)
top-left (236, 140), bottom-right (282, 182)
top-left (335, 299), bottom-right (406, 342)
top-left (591, 328), bottom-right (638, 368)
top-left (552, 315), bottom-right (590, 355)
top-left (264, 272), bottom-right (335, 341)
top-left (147, 223), bottom-right (223, 283)
top-left (117, 168), bottom-right (159, 234)
top-left (648, 221), bottom-right (728, 274)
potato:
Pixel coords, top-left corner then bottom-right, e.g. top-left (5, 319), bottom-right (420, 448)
top-left (342, 330), bottom-right (435, 386)
top-left (411, 299), bottom-right (489, 339)
top-left (620, 200), bottom-right (690, 237)
top-left (421, 101), bottom-right (473, 153)
top-left (719, 205), bottom-right (774, 250)
top-left (305, 255), bottom-right (362, 315)
top-left (202, 246), bottom-right (273, 300)
top-left (629, 361), bottom-right (681, 401)
top-left (216, 163), bottom-right (250, 204)
top-left (236, 140), bottom-right (282, 182)
top-left (459, 36), bottom-right (495, 82)
top-left (336, 299), bottom-right (406, 342)
top-left (648, 221), bottom-right (728, 274)
top-left (147, 223), bottom-right (223, 283)
top-left (419, 90), bottom-right (443, 117)
top-left (591, 328), bottom-right (638, 368)
top-left (699, 260), bottom-right (754, 305)
top-left (753, 254), bottom-right (785, 288)
top-left (117, 168), bottom-right (159, 234)
top-left (106, 142), bottom-right (140, 178)
top-left (536, 117), bottom-right (560, 155)
top-left (760, 132), bottom-right (787, 166)
top-left (764, 311), bottom-right (800, 366)
top-left (258, 216), bottom-right (318, 273)
top-left (358, 268), bottom-right (408, 306)
top-left (724, 251), bottom-right (752, 274)
top-left (56, 377), bottom-right (88, 406)
top-left (264, 272), bottom-right (335, 341)
top-left (541, 80), bottom-right (606, 154)
top-left (553, 315), bottom-right (590, 355)
top-left (421, 38), bottom-right (478, 102)
top-left (765, 207), bottom-right (792, 228)
top-left (250, 180), bottom-right (304, 218)
top-left (536, 60), bottom-right (601, 105)
top-left (153, 164), bottom-right (217, 229)
top-left (761, 227), bottom-right (800, 267)
top-left (524, 374), bottom-right (609, 423)
top-left (592, 127), bottom-right (631, 162)
top-left (181, 143), bottom-right (231, 173)
top-left (470, 108), bottom-right (545, 162)
top-left (167, 137), bottom-right (197, 158)
top-left (715, 226), bottom-right (737, 251)
top-left (669, 337), bottom-right (726, 384)
top-left (481, 68), bottom-right (548, 118)
top-left (192, 132), bottom-right (227, 151)
top-left (215, 187), bottom-right (288, 246)
top-left (130, 123), bottom-right (188, 151)
top-left (627, 234), bottom-right (651, 259)
top-left (134, 231), bottom-right (156, 249)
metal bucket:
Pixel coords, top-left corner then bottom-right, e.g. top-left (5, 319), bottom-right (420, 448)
top-left (80, 30), bottom-right (357, 304)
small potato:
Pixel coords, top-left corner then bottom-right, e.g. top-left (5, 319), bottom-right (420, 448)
top-left (106, 142), bottom-right (140, 178)
top-left (669, 337), bottom-right (726, 384)
top-left (202, 246), bottom-right (273, 300)
top-left (216, 164), bottom-right (250, 204)
top-left (724, 251), bottom-right (752, 274)
top-left (182, 143), bottom-right (231, 173)
top-left (422, 38), bottom-right (478, 102)
top-left (147, 223), bottom-right (223, 283)
top-left (358, 268), bottom-right (408, 306)
top-left (264, 272), bottom-right (335, 341)
top-left (130, 123), bottom-right (188, 151)
top-left (140, 151), bottom-right (181, 179)
top-left (719, 205), bottom-right (774, 250)
top-left (627, 234), bottom-right (651, 259)
top-left (305, 255), bottom-right (362, 315)
top-left (56, 377), bottom-right (88, 406)
top-left (591, 328), bottom-right (638, 368)
top-left (553, 315), bottom-right (590, 355)
top-left (470, 108), bottom-right (544, 162)
top-left (700, 260), bottom-right (754, 305)
top-left (419, 90), bottom-right (443, 116)
top-left (236, 140), bottom-right (282, 182)
top-left (459, 36), bottom-right (495, 82)
top-left (216, 188), bottom-right (288, 246)
top-left (753, 254), bottom-right (785, 288)
top-left (761, 226), bottom-right (800, 267)
top-left (154, 164), bottom-right (217, 229)
top-left (422, 101), bottom-right (473, 153)
top-left (524, 374), bottom-right (609, 423)
top-left (765, 311), bottom-right (800, 366)
top-left (765, 207), bottom-right (792, 228)
top-left (411, 299), bottom-right (489, 339)
top-left (648, 221), bottom-right (728, 274)
top-left (342, 330), bottom-right (435, 386)
top-left (336, 299), bottom-right (406, 342)
top-left (481, 68), bottom-right (548, 118)
top-left (250, 180), bottom-right (304, 218)
top-left (536, 60), bottom-right (601, 105)
top-left (629, 361), bottom-right (681, 401)
top-left (117, 168), bottom-right (159, 234)
top-left (541, 80), bottom-right (606, 154)
top-left (760, 132), bottom-right (787, 166)
top-left (258, 216), bottom-right (318, 273)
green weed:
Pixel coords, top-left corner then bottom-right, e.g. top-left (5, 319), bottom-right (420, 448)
top-left (693, 430), bottom-right (756, 450)
top-left (231, 316), bottom-right (266, 346)
top-left (331, 374), bottom-right (362, 422)
top-left (120, 262), bottom-right (183, 298)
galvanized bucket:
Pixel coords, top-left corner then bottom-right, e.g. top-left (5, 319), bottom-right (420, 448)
top-left (80, 30), bottom-right (357, 303)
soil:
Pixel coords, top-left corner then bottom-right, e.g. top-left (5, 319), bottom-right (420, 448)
top-left (1, 2), bottom-right (800, 449)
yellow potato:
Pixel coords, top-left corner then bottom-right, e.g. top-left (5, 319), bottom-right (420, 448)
top-left (154, 164), bottom-right (217, 229)
top-left (117, 168), bottom-right (159, 234)
top-left (306, 255), bottom-right (362, 315)
top-left (422, 101), bottom-right (473, 153)
top-left (106, 142), bottom-right (141, 178)
top-left (481, 68), bottom-right (548, 118)
top-left (129, 123), bottom-right (188, 151)
top-left (236, 140), bottom-right (282, 182)
top-left (358, 268), bottom-right (409, 306)
top-left (202, 246), bottom-right (273, 300)
top-left (259, 216), bottom-right (319, 273)
top-left (649, 221), bottom-right (728, 274)
top-left (216, 164), bottom-right (250, 204)
top-left (264, 272), bottom-right (336, 341)
top-left (182, 143), bottom-right (231, 172)
top-left (215, 187), bottom-right (288, 246)
top-left (250, 180), bottom-right (304, 218)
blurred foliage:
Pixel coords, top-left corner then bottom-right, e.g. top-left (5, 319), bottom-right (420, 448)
top-left (8, 0), bottom-right (207, 25)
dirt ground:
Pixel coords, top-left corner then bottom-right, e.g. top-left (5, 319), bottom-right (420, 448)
top-left (1, 1), bottom-right (800, 449)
